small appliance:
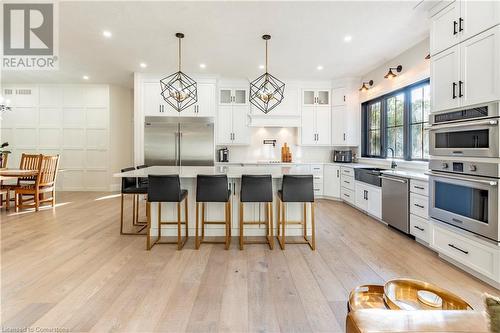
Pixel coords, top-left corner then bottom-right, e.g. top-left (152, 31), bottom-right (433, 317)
top-left (333, 150), bottom-right (353, 163)
top-left (218, 147), bottom-right (229, 162)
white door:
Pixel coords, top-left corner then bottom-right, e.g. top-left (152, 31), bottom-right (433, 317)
top-left (332, 87), bottom-right (346, 106)
top-left (219, 88), bottom-right (233, 105)
top-left (316, 90), bottom-right (331, 106)
top-left (302, 90), bottom-right (316, 106)
top-left (343, 105), bottom-right (359, 146)
top-left (460, 0), bottom-right (500, 42)
top-left (431, 45), bottom-right (460, 112)
top-left (196, 83), bottom-right (215, 116)
top-left (366, 187), bottom-right (382, 219)
top-left (430, 1), bottom-right (460, 55)
top-left (324, 165), bottom-right (341, 198)
top-left (301, 106), bottom-right (316, 145)
top-left (315, 106), bottom-right (331, 145)
top-left (143, 82), bottom-right (162, 116)
top-left (268, 84), bottom-right (299, 116)
top-left (354, 183), bottom-right (368, 211)
top-left (217, 105), bottom-right (233, 144)
top-left (231, 105), bottom-right (250, 145)
top-left (331, 105), bottom-right (346, 145)
top-left (233, 89), bottom-right (248, 105)
top-left (460, 26), bottom-right (500, 107)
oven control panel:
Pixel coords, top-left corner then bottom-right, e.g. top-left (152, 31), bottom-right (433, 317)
top-left (429, 159), bottom-right (499, 178)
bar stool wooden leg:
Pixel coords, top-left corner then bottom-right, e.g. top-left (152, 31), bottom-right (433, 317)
top-left (277, 199), bottom-right (281, 239)
top-left (135, 195), bottom-right (139, 225)
top-left (146, 202), bottom-right (152, 250)
top-left (132, 194), bottom-right (136, 225)
top-left (195, 202), bottom-right (200, 249)
top-left (177, 202), bottom-right (182, 250)
top-left (311, 202), bottom-right (316, 250)
top-left (228, 200), bottom-right (232, 239)
top-left (303, 202), bottom-right (307, 241)
top-left (201, 202), bottom-right (206, 241)
top-left (158, 204), bottom-right (162, 241)
top-left (239, 202), bottom-right (244, 250)
top-left (268, 202), bottom-right (274, 250)
top-left (120, 194), bottom-right (125, 235)
top-left (185, 196), bottom-right (189, 241)
top-left (225, 202), bottom-right (230, 250)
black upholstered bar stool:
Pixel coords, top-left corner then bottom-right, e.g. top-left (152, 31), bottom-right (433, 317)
top-left (239, 174), bottom-right (274, 250)
top-left (146, 175), bottom-right (189, 250)
top-left (277, 175), bottom-right (316, 250)
top-left (195, 175), bottom-right (231, 250)
top-left (120, 167), bottom-right (148, 235)
top-left (133, 164), bottom-right (149, 224)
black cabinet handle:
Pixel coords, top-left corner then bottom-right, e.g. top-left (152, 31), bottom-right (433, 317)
top-left (343, 133), bottom-right (346, 141)
top-left (343, 95), bottom-right (346, 102)
top-left (337, 170), bottom-right (340, 178)
top-left (414, 203), bottom-right (425, 209)
top-left (453, 20), bottom-right (458, 35)
top-left (452, 82), bottom-right (457, 99)
top-left (414, 186), bottom-right (425, 190)
top-left (459, 17), bottom-right (464, 32)
top-left (448, 243), bottom-right (469, 255)
top-left (458, 81), bottom-right (463, 97)
top-left (344, 180), bottom-right (350, 184)
top-left (414, 226), bottom-right (425, 232)
top-left (343, 193), bottom-right (350, 198)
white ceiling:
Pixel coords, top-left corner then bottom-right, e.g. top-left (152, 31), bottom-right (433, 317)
top-left (2, 1), bottom-right (431, 88)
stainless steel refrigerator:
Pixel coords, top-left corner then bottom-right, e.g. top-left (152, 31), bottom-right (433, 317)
top-left (144, 116), bottom-right (214, 166)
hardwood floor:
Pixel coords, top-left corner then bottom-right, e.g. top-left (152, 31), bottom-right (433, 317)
top-left (1, 192), bottom-right (498, 332)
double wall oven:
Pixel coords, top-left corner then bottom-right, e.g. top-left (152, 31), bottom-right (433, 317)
top-left (428, 102), bottom-right (500, 243)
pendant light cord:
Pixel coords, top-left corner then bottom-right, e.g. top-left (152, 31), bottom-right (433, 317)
top-left (178, 37), bottom-right (181, 72)
top-left (265, 39), bottom-right (268, 73)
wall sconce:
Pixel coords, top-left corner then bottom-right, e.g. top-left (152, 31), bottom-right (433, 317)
top-left (384, 65), bottom-right (403, 79)
top-left (425, 54), bottom-right (431, 60)
top-left (359, 80), bottom-right (374, 92)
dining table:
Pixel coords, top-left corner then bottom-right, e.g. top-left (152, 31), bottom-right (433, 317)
top-left (0, 169), bottom-right (39, 181)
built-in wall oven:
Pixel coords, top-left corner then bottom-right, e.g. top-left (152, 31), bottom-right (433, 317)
top-left (428, 160), bottom-right (499, 243)
top-left (429, 103), bottom-right (500, 158)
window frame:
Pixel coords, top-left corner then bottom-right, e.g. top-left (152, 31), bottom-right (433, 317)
top-left (361, 78), bottom-right (430, 161)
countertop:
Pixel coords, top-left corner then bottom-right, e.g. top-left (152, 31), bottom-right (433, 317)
top-left (380, 169), bottom-right (429, 181)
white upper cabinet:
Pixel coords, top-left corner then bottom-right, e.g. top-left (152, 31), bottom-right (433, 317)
top-left (302, 89), bottom-right (330, 106)
top-left (217, 83), bottom-right (250, 145)
top-left (143, 81), bottom-right (178, 117)
top-left (219, 88), bottom-right (248, 105)
top-left (431, 26), bottom-right (500, 112)
top-left (301, 104), bottom-right (331, 146)
top-left (331, 84), bottom-right (359, 146)
top-left (181, 83), bottom-right (216, 117)
top-left (332, 87), bottom-right (346, 106)
top-left (430, 0), bottom-right (500, 56)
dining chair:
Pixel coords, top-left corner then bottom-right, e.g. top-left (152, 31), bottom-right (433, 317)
top-left (15, 154), bottom-right (60, 212)
top-left (0, 152), bottom-right (8, 208)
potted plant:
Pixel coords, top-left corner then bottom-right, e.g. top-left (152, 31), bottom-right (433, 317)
top-left (0, 142), bottom-right (11, 168)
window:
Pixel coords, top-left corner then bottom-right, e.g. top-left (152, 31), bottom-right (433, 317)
top-left (362, 79), bottom-right (430, 161)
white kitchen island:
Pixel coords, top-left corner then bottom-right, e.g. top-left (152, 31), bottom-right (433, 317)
top-left (114, 165), bottom-right (315, 240)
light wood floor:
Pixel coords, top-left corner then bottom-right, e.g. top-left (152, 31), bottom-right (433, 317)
top-left (1, 192), bottom-right (498, 333)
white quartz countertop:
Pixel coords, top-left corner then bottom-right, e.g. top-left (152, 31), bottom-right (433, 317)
top-left (380, 169), bottom-right (429, 181)
top-left (113, 165), bottom-right (317, 179)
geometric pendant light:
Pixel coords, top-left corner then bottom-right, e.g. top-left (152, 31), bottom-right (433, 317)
top-left (160, 33), bottom-right (198, 112)
top-left (249, 34), bottom-right (285, 114)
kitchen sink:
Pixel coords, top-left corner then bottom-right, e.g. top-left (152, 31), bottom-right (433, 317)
top-left (354, 167), bottom-right (387, 187)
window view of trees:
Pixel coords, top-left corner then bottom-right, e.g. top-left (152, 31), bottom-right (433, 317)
top-left (362, 79), bottom-right (430, 161)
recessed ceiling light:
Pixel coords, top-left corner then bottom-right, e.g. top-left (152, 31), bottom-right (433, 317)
top-left (102, 30), bottom-right (112, 38)
top-left (83, 75), bottom-right (89, 80)
top-left (199, 63), bottom-right (206, 69)
top-left (316, 65), bottom-right (324, 71)
top-left (139, 62), bottom-right (147, 68)
top-left (259, 64), bottom-right (265, 69)
top-left (344, 35), bottom-right (352, 42)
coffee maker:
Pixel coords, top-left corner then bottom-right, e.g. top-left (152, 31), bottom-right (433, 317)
top-left (217, 147), bottom-right (229, 162)
top-left (333, 150), bottom-right (353, 163)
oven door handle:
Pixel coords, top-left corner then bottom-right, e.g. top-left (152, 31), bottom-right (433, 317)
top-left (429, 119), bottom-right (498, 131)
top-left (425, 171), bottom-right (498, 186)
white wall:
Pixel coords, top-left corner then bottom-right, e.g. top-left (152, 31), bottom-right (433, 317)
top-left (359, 37), bottom-right (430, 103)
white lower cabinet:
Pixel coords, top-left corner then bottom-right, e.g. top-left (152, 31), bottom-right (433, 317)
top-left (323, 164), bottom-right (341, 198)
top-left (410, 214), bottom-right (431, 244)
top-left (432, 223), bottom-right (500, 282)
top-left (340, 187), bottom-right (355, 205)
top-left (354, 182), bottom-right (381, 219)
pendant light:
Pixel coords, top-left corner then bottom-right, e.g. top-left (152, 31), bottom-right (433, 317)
top-left (160, 33), bottom-right (197, 112)
top-left (384, 65), bottom-right (403, 79)
top-left (249, 34), bottom-right (285, 114)
top-left (359, 80), bottom-right (374, 92)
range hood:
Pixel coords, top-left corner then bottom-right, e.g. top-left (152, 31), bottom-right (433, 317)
top-left (248, 113), bottom-right (301, 127)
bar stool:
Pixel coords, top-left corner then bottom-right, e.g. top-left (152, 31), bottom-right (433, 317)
top-left (120, 167), bottom-right (148, 235)
top-left (134, 164), bottom-right (149, 223)
top-left (146, 175), bottom-right (188, 250)
top-left (239, 174), bottom-right (274, 250)
top-left (195, 175), bottom-right (231, 250)
top-left (277, 175), bottom-right (316, 250)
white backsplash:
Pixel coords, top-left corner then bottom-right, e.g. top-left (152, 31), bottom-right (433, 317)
top-left (216, 127), bottom-right (356, 162)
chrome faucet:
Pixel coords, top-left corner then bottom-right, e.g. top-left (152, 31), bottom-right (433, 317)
top-left (387, 148), bottom-right (397, 169)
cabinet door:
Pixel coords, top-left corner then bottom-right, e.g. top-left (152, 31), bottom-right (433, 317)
top-left (301, 106), bottom-right (316, 145)
top-left (267, 84), bottom-right (299, 116)
top-left (331, 105), bottom-right (346, 145)
top-left (303, 90), bottom-right (316, 106)
top-left (315, 106), bottom-right (331, 145)
top-left (323, 165), bottom-right (341, 198)
top-left (233, 89), bottom-right (248, 105)
top-left (343, 105), bottom-right (359, 146)
top-left (217, 105), bottom-right (233, 144)
top-left (332, 87), bottom-right (346, 106)
top-left (366, 188), bottom-right (382, 219)
top-left (196, 83), bottom-right (215, 116)
top-left (317, 90), bottom-right (330, 106)
top-left (431, 45), bottom-right (460, 112)
top-left (460, 0), bottom-right (500, 42)
top-left (430, 1), bottom-right (460, 55)
top-left (143, 82), bottom-right (163, 116)
top-left (231, 105), bottom-right (250, 145)
top-left (219, 89), bottom-right (232, 105)
top-left (460, 26), bottom-right (500, 107)
top-left (354, 183), bottom-right (368, 211)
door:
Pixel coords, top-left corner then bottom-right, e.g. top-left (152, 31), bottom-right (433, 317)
top-left (332, 87), bottom-right (346, 106)
top-left (231, 105), bottom-right (250, 144)
top-left (179, 120), bottom-right (214, 166)
top-left (355, 183), bottom-right (368, 211)
top-left (301, 106), bottom-right (316, 145)
top-left (324, 165), bottom-right (341, 198)
top-left (460, 26), bottom-right (500, 107)
top-left (196, 83), bottom-right (215, 116)
top-left (144, 120), bottom-right (178, 166)
top-left (233, 89), bottom-right (248, 105)
top-left (460, 0), bottom-right (500, 42)
top-left (431, 45), bottom-right (460, 112)
top-left (343, 105), bottom-right (359, 146)
top-left (303, 90), bottom-right (316, 106)
top-left (316, 90), bottom-right (330, 106)
top-left (217, 106), bottom-right (233, 144)
top-left (366, 187), bottom-right (382, 219)
top-left (315, 106), bottom-right (331, 145)
top-left (219, 88), bottom-right (232, 105)
top-left (430, 1), bottom-right (460, 55)
top-left (143, 82), bottom-right (163, 116)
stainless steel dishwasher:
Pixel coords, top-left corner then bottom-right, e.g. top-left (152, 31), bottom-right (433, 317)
top-left (380, 174), bottom-right (409, 234)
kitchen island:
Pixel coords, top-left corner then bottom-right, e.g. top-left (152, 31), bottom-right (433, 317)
top-left (114, 165), bottom-right (315, 239)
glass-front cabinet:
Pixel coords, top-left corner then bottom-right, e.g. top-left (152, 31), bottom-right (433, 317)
top-left (302, 89), bottom-right (330, 106)
top-left (219, 88), bottom-right (248, 105)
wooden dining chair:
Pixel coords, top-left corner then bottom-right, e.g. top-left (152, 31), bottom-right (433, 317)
top-left (1, 152), bottom-right (9, 168)
top-left (15, 154), bottom-right (60, 212)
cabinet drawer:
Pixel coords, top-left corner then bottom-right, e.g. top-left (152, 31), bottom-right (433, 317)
top-left (433, 224), bottom-right (498, 280)
top-left (313, 175), bottom-right (323, 185)
top-left (341, 187), bottom-right (355, 205)
top-left (311, 164), bottom-right (323, 175)
top-left (341, 176), bottom-right (354, 190)
top-left (410, 214), bottom-right (431, 243)
top-left (410, 193), bottom-right (428, 219)
top-left (341, 167), bottom-right (354, 177)
top-left (410, 179), bottom-right (428, 196)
